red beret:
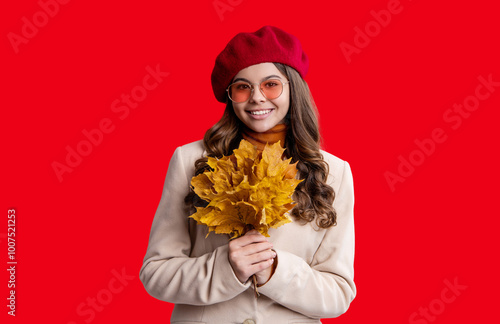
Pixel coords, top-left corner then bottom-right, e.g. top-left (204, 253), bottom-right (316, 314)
top-left (211, 25), bottom-right (309, 103)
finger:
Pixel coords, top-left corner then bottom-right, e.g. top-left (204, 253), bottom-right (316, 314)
top-left (231, 232), bottom-right (269, 248)
top-left (246, 249), bottom-right (277, 264)
top-left (240, 242), bottom-right (274, 256)
top-left (249, 258), bottom-right (274, 273)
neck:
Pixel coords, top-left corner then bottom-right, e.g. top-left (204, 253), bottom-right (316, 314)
top-left (241, 124), bottom-right (288, 152)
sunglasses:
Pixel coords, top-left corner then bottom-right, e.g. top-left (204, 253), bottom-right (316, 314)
top-left (226, 79), bottom-right (289, 103)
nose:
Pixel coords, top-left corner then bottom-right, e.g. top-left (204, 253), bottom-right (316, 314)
top-left (249, 85), bottom-right (266, 103)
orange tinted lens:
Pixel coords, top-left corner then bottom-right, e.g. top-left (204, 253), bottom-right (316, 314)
top-left (229, 82), bottom-right (251, 102)
top-left (261, 80), bottom-right (283, 99)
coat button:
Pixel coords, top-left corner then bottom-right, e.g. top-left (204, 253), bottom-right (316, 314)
top-left (243, 319), bottom-right (256, 324)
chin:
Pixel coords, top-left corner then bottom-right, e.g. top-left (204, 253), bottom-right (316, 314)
top-left (246, 123), bottom-right (274, 133)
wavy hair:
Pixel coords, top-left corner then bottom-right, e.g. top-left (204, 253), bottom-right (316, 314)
top-left (185, 63), bottom-right (337, 228)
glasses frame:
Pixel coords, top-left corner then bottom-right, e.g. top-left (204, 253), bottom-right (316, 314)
top-left (226, 79), bottom-right (290, 103)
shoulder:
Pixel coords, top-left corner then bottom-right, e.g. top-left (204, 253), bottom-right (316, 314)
top-left (168, 140), bottom-right (205, 172)
top-left (320, 149), bottom-right (346, 172)
top-left (319, 149), bottom-right (352, 193)
top-left (164, 140), bottom-right (205, 184)
top-left (177, 139), bottom-right (205, 157)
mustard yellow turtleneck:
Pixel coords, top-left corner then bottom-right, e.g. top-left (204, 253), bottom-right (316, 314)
top-left (241, 123), bottom-right (288, 153)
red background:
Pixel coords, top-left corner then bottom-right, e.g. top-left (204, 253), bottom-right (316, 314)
top-left (2, 0), bottom-right (499, 323)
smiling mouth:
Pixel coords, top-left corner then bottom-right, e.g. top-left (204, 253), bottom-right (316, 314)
top-left (248, 109), bottom-right (273, 115)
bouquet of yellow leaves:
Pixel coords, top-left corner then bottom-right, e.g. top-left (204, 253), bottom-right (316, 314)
top-left (190, 139), bottom-right (302, 239)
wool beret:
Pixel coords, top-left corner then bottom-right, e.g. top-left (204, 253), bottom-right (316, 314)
top-left (211, 25), bottom-right (309, 103)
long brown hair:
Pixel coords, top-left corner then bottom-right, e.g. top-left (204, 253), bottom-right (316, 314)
top-left (185, 63), bottom-right (337, 228)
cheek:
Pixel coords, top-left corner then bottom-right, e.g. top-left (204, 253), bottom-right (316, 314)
top-left (233, 105), bottom-right (245, 118)
top-left (279, 90), bottom-right (290, 111)
top-left (277, 97), bottom-right (290, 115)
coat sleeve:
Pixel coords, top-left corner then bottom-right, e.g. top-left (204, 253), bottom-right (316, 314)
top-left (258, 160), bottom-right (356, 318)
top-left (139, 145), bottom-right (251, 305)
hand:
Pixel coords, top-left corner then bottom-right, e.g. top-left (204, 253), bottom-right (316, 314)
top-left (254, 252), bottom-right (277, 286)
top-left (228, 229), bottom-right (276, 284)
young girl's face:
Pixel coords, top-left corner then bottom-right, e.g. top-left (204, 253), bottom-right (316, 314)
top-left (231, 63), bottom-right (290, 133)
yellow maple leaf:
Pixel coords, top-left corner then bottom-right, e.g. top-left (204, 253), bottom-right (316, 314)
top-left (189, 139), bottom-right (302, 238)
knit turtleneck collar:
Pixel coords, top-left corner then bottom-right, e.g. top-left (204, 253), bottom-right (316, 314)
top-left (241, 123), bottom-right (288, 152)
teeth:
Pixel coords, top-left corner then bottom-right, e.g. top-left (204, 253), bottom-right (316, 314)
top-left (250, 109), bottom-right (271, 115)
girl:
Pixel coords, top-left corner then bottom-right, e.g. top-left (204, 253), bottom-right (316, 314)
top-left (139, 25), bottom-right (356, 324)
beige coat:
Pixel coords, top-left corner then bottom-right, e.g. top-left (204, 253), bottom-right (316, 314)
top-left (139, 140), bottom-right (356, 324)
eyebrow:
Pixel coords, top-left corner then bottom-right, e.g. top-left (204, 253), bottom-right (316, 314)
top-left (232, 75), bottom-right (283, 83)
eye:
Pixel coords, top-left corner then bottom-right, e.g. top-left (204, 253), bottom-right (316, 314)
top-left (263, 80), bottom-right (279, 88)
top-left (235, 83), bottom-right (251, 90)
